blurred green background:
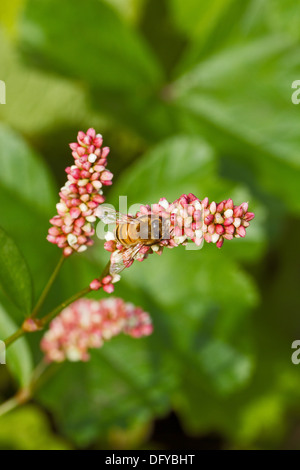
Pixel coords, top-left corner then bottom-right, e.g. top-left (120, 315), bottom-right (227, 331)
top-left (0, 0), bottom-right (300, 450)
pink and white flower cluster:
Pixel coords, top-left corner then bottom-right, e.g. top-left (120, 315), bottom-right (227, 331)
top-left (201, 197), bottom-right (254, 248)
top-left (104, 193), bottom-right (254, 270)
top-left (47, 129), bottom-right (113, 257)
top-left (41, 298), bottom-right (153, 362)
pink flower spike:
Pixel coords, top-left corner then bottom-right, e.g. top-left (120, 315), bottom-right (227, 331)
top-left (103, 193), bottom-right (254, 277)
top-left (40, 298), bottom-right (153, 363)
top-left (47, 129), bottom-right (113, 256)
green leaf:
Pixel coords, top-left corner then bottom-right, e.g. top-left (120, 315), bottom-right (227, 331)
top-left (0, 405), bottom-right (72, 449)
top-left (0, 29), bottom-right (105, 135)
top-left (108, 135), bottom-right (217, 206)
top-left (38, 335), bottom-right (175, 446)
top-left (0, 0), bottom-right (299, 449)
top-left (0, 0), bottom-right (25, 37)
top-left (0, 124), bottom-right (56, 215)
top-left (115, 242), bottom-right (259, 345)
top-left (0, 226), bottom-right (32, 315)
top-left (0, 124), bottom-right (59, 298)
top-left (169, 0), bottom-right (254, 73)
top-left (195, 340), bottom-right (253, 395)
top-left (262, 0), bottom-right (300, 41)
top-left (103, 0), bottom-right (146, 25)
top-left (173, 36), bottom-right (300, 212)
top-left (20, 0), bottom-right (162, 93)
top-left (168, 0), bottom-right (236, 41)
top-left (18, 0), bottom-right (170, 140)
top-left (0, 303), bottom-right (33, 387)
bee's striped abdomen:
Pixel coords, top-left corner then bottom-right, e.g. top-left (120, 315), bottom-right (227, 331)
top-left (115, 215), bottom-right (167, 247)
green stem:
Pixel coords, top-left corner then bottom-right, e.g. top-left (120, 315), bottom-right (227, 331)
top-left (99, 260), bottom-right (111, 278)
top-left (4, 261), bottom-right (112, 348)
top-left (40, 286), bottom-right (92, 327)
top-left (0, 360), bottom-right (53, 418)
top-left (4, 287), bottom-right (91, 349)
top-left (1, 262), bottom-right (112, 416)
top-left (31, 255), bottom-right (65, 319)
top-left (0, 397), bottom-right (19, 417)
top-left (4, 328), bottom-right (24, 348)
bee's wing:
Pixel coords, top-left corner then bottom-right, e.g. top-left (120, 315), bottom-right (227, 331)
top-left (96, 206), bottom-right (137, 225)
top-left (110, 243), bottom-right (145, 275)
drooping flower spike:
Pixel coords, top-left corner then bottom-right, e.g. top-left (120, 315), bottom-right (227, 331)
top-left (41, 298), bottom-right (153, 363)
top-left (95, 193), bottom-right (254, 289)
top-left (47, 129), bottom-right (113, 257)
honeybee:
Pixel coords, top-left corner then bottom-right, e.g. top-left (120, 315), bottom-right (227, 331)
top-left (97, 207), bottom-right (170, 274)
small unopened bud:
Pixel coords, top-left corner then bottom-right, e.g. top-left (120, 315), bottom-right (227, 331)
top-left (22, 318), bottom-right (43, 332)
